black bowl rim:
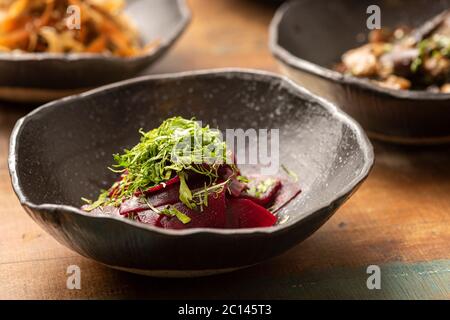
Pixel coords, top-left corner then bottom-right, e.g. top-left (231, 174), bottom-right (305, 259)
top-left (0, 0), bottom-right (191, 63)
top-left (269, 0), bottom-right (450, 101)
top-left (8, 68), bottom-right (374, 236)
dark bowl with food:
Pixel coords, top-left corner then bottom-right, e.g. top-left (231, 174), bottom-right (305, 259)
top-left (9, 69), bottom-right (373, 277)
top-left (270, 0), bottom-right (450, 144)
top-left (0, 0), bottom-right (190, 103)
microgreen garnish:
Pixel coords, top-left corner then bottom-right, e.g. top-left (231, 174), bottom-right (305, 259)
top-left (160, 206), bottom-right (191, 224)
top-left (281, 164), bottom-right (298, 182)
top-left (84, 117), bottom-right (234, 210)
top-left (179, 171), bottom-right (195, 209)
top-left (237, 175), bottom-right (249, 183)
top-left (248, 178), bottom-right (276, 198)
top-left (411, 39), bottom-right (429, 73)
top-left (191, 179), bottom-right (229, 211)
top-left (411, 35), bottom-right (450, 73)
top-left (141, 198), bottom-right (191, 224)
top-left (82, 192), bottom-right (109, 212)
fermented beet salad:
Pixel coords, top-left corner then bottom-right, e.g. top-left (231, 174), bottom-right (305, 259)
top-left (82, 117), bottom-right (301, 229)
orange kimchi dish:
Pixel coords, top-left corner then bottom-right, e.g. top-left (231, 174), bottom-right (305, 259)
top-left (0, 0), bottom-right (157, 57)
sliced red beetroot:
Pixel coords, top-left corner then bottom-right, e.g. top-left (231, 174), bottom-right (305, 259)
top-left (271, 178), bottom-right (302, 213)
top-left (137, 210), bottom-right (163, 227)
top-left (135, 176), bottom-right (180, 196)
top-left (86, 205), bottom-right (120, 217)
top-left (185, 172), bottom-right (215, 190)
top-left (120, 183), bottom-right (180, 216)
top-left (218, 165), bottom-right (236, 179)
top-left (240, 176), bottom-right (282, 207)
top-left (219, 165), bottom-right (246, 197)
top-left (147, 185), bottom-right (181, 206)
top-left (226, 198), bottom-right (277, 228)
top-left (159, 189), bottom-right (227, 230)
top-left (229, 178), bottom-right (247, 197)
top-left (120, 173), bottom-right (219, 216)
top-left (120, 197), bottom-right (148, 215)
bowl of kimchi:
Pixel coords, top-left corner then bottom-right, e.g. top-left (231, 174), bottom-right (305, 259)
top-left (0, 0), bottom-right (190, 102)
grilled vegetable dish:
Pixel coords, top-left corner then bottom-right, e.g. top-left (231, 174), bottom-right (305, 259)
top-left (0, 0), bottom-right (157, 56)
top-left (336, 9), bottom-right (450, 93)
top-left (82, 117), bottom-right (301, 230)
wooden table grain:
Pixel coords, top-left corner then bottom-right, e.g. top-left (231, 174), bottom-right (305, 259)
top-left (0, 0), bottom-right (449, 300)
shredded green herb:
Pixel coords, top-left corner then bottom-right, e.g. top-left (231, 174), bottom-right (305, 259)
top-left (237, 175), bottom-right (249, 183)
top-left (84, 117), bottom-right (233, 212)
top-left (191, 179), bottom-right (229, 210)
top-left (179, 171), bottom-right (195, 209)
top-left (160, 206), bottom-right (191, 224)
top-left (411, 35), bottom-right (450, 73)
top-left (411, 39), bottom-right (429, 73)
top-left (248, 178), bottom-right (276, 198)
top-left (281, 164), bottom-right (299, 182)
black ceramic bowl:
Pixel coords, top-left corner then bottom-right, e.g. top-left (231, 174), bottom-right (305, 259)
top-left (9, 69), bottom-right (373, 277)
top-left (0, 0), bottom-right (190, 103)
top-left (270, 0), bottom-right (450, 144)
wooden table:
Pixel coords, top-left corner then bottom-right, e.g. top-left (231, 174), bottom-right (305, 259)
top-left (0, 0), bottom-right (449, 300)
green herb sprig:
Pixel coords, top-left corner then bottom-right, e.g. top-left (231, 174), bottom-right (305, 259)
top-left (84, 117), bottom-right (233, 211)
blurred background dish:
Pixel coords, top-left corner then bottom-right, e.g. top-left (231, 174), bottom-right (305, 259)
top-left (270, 0), bottom-right (450, 145)
top-left (0, 0), bottom-right (190, 103)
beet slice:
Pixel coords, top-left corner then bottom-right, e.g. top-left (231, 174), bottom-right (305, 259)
top-left (185, 172), bottom-right (215, 190)
top-left (120, 197), bottom-right (148, 215)
top-left (240, 176), bottom-right (282, 207)
top-left (135, 176), bottom-right (180, 196)
top-left (120, 172), bottom-right (227, 216)
top-left (86, 205), bottom-right (120, 217)
top-left (219, 165), bottom-right (246, 197)
top-left (159, 189), bottom-right (227, 229)
top-left (120, 184), bottom-right (180, 216)
top-left (229, 178), bottom-right (247, 197)
top-left (226, 198), bottom-right (277, 228)
top-left (137, 210), bottom-right (163, 227)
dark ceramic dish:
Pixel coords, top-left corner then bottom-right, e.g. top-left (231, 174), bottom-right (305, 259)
top-left (0, 0), bottom-right (190, 103)
top-left (270, 0), bottom-right (450, 144)
top-left (9, 69), bottom-right (374, 277)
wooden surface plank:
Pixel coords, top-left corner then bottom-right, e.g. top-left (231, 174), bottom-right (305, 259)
top-left (1, 256), bottom-right (449, 300)
top-left (0, 0), bottom-right (449, 300)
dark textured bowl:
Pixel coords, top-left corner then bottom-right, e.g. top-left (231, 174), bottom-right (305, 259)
top-left (9, 69), bottom-right (373, 277)
top-left (0, 0), bottom-right (190, 103)
top-left (270, 0), bottom-right (450, 145)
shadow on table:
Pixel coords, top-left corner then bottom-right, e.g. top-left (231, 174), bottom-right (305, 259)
top-left (111, 256), bottom-right (316, 300)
